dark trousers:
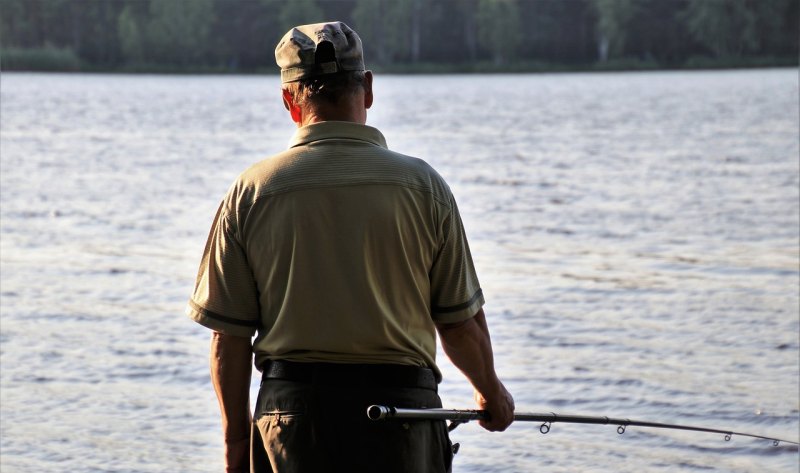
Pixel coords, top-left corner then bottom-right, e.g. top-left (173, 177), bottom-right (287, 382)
top-left (250, 364), bottom-right (453, 473)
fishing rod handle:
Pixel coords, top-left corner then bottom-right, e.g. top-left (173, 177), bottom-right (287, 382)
top-left (367, 405), bottom-right (487, 422)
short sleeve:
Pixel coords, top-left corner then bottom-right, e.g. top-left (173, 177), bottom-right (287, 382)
top-left (185, 202), bottom-right (260, 338)
top-left (429, 195), bottom-right (484, 324)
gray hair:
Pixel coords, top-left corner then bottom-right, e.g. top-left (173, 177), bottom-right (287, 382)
top-left (283, 70), bottom-right (366, 107)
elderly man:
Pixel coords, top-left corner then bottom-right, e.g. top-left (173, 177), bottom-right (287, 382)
top-left (186, 21), bottom-right (514, 473)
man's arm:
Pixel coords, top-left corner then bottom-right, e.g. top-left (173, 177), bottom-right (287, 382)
top-left (435, 308), bottom-right (515, 431)
top-left (210, 331), bottom-right (253, 473)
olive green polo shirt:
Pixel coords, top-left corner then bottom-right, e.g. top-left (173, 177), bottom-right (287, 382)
top-left (186, 121), bottom-right (484, 378)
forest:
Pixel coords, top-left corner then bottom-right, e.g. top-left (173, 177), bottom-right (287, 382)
top-left (1, 0), bottom-right (797, 73)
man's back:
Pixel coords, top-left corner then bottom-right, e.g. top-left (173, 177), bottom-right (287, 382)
top-left (211, 121), bottom-right (482, 375)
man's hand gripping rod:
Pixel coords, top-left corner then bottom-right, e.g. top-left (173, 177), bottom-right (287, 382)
top-left (366, 405), bottom-right (800, 447)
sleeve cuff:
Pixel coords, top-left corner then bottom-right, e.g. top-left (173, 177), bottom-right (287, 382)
top-left (185, 301), bottom-right (257, 338)
top-left (431, 289), bottom-right (485, 324)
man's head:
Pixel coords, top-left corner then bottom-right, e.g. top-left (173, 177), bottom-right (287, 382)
top-left (275, 21), bottom-right (373, 125)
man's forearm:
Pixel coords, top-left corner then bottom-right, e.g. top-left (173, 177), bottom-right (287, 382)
top-left (436, 309), bottom-right (500, 395)
top-left (210, 331), bottom-right (253, 470)
top-left (436, 308), bottom-right (515, 431)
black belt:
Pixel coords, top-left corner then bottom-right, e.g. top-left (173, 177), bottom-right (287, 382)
top-left (261, 360), bottom-right (438, 391)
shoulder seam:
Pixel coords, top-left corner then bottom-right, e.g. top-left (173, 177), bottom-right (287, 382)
top-left (236, 180), bottom-right (453, 215)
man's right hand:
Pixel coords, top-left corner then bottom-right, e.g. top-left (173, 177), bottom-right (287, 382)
top-left (436, 309), bottom-right (515, 432)
top-left (475, 382), bottom-right (515, 432)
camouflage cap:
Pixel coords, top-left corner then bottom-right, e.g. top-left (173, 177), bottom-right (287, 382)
top-left (275, 21), bottom-right (366, 84)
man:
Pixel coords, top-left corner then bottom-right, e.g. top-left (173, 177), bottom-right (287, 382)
top-left (186, 21), bottom-right (514, 473)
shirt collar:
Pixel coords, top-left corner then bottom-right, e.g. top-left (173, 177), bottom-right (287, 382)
top-left (288, 121), bottom-right (388, 149)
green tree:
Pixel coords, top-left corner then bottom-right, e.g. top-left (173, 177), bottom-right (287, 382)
top-left (458, 0), bottom-right (480, 62)
top-left (355, 0), bottom-right (474, 65)
top-left (352, 0), bottom-right (391, 64)
top-left (0, 0), bottom-right (75, 49)
top-left (1, 0), bottom-right (796, 72)
top-left (594, 0), bottom-right (640, 61)
top-left (278, 0), bottom-right (324, 35)
top-left (353, 0), bottom-right (422, 64)
top-left (0, 0), bottom-right (37, 47)
top-left (680, 0), bottom-right (758, 57)
top-left (118, 4), bottom-right (144, 64)
top-left (146, 0), bottom-right (215, 65)
top-left (407, 0), bottom-right (422, 63)
top-left (621, 0), bottom-right (694, 66)
top-left (518, 0), bottom-right (596, 65)
top-left (477, 0), bottom-right (522, 65)
top-left (207, 0), bottom-right (281, 70)
top-left (749, 0), bottom-right (798, 56)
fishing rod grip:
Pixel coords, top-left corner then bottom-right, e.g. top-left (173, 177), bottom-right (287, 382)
top-left (367, 405), bottom-right (488, 422)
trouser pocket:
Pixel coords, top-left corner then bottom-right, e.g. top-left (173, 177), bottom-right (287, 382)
top-left (255, 410), bottom-right (318, 472)
top-left (253, 380), bottom-right (317, 472)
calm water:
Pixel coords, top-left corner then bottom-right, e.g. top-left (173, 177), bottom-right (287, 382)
top-left (1, 70), bottom-right (798, 472)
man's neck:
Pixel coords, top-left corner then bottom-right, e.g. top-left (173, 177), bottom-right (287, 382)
top-left (296, 97), bottom-right (367, 127)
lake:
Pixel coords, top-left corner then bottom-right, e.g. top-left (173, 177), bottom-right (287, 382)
top-left (1, 69), bottom-right (798, 472)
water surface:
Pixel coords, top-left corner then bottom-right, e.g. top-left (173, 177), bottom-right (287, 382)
top-left (1, 69), bottom-right (798, 472)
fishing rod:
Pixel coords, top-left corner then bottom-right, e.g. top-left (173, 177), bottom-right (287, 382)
top-left (367, 405), bottom-right (800, 447)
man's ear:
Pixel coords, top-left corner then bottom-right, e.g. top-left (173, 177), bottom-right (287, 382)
top-left (282, 89), bottom-right (302, 124)
top-left (363, 71), bottom-right (374, 110)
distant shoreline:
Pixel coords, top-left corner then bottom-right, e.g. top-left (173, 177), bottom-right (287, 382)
top-left (1, 47), bottom-right (796, 75)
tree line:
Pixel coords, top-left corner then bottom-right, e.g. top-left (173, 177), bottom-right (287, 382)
top-left (1, 0), bottom-right (797, 73)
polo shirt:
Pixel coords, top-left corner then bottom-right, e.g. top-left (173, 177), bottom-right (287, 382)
top-left (186, 121), bottom-right (484, 378)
